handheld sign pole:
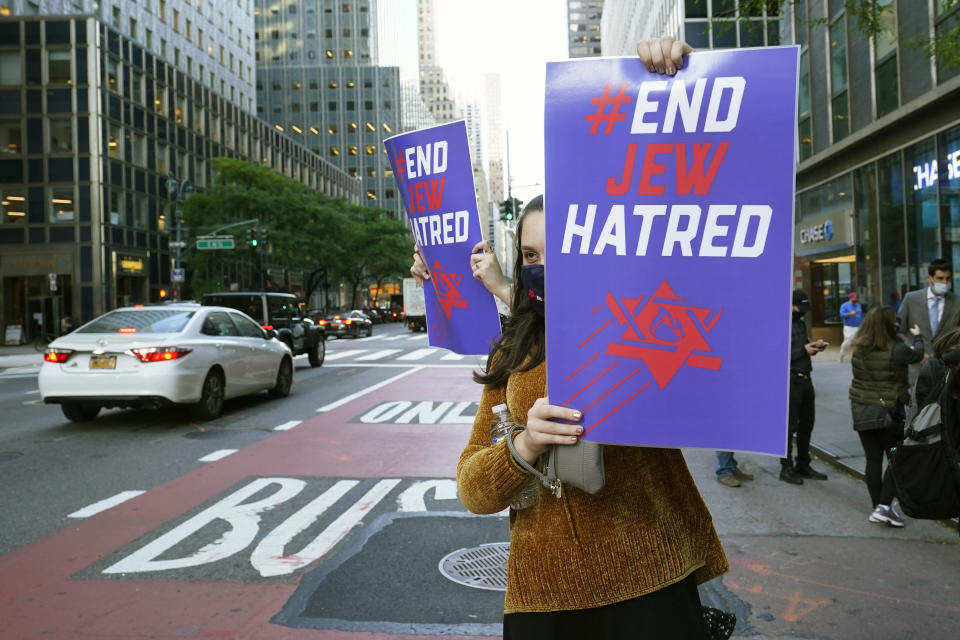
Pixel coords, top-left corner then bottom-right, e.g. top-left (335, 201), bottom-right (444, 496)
top-left (385, 121), bottom-right (502, 355)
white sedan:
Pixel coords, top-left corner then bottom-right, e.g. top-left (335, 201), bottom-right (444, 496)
top-left (39, 303), bottom-right (293, 422)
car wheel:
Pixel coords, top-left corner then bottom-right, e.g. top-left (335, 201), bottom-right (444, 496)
top-left (308, 337), bottom-right (325, 367)
top-left (191, 369), bottom-right (225, 420)
top-left (269, 357), bottom-right (293, 398)
top-left (62, 403), bottom-right (100, 422)
top-left (365, 325), bottom-right (373, 337)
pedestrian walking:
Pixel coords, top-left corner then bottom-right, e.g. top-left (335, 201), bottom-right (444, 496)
top-left (457, 192), bottom-right (728, 637)
top-left (848, 306), bottom-right (924, 527)
top-left (838, 291), bottom-right (863, 362)
top-left (781, 290), bottom-right (830, 484)
top-left (897, 258), bottom-right (960, 383)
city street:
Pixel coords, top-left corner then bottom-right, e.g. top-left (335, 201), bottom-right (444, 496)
top-left (0, 322), bottom-right (958, 639)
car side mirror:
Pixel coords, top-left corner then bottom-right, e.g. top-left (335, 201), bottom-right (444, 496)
top-left (265, 329), bottom-right (278, 339)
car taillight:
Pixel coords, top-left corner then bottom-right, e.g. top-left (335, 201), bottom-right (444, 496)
top-left (130, 347), bottom-right (193, 363)
top-left (44, 348), bottom-right (74, 364)
top-left (261, 324), bottom-right (274, 331)
top-left (118, 327), bottom-right (137, 333)
top-left (318, 319), bottom-right (328, 325)
top-left (344, 319), bottom-right (352, 325)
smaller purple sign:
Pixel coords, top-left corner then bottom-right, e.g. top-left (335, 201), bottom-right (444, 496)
top-left (385, 121), bottom-right (502, 355)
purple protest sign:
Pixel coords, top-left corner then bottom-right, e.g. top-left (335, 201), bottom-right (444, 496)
top-left (544, 47), bottom-right (799, 455)
top-left (385, 121), bottom-right (502, 355)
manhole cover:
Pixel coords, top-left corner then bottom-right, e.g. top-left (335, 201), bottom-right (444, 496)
top-left (0, 451), bottom-right (23, 462)
top-left (184, 430), bottom-right (265, 440)
top-left (439, 542), bottom-right (509, 591)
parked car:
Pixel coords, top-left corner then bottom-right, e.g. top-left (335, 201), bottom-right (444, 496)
top-left (361, 307), bottom-right (385, 324)
top-left (201, 292), bottom-right (325, 367)
top-left (38, 304), bottom-right (293, 422)
top-left (325, 310), bottom-right (373, 338)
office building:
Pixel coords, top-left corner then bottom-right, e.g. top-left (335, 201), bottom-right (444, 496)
top-left (0, 9), bottom-right (359, 343)
top-left (568, 0), bottom-right (603, 58)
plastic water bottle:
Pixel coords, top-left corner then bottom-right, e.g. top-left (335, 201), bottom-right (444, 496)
top-left (491, 404), bottom-right (539, 510)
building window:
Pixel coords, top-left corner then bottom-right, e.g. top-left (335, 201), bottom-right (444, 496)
top-left (0, 189), bottom-right (26, 224)
top-left (109, 189), bottom-right (122, 225)
top-left (107, 57), bottom-right (118, 91)
top-left (329, 146), bottom-right (339, 156)
top-left (365, 144), bottom-right (375, 155)
top-left (0, 118), bottom-right (21, 154)
top-left (348, 122), bottom-right (357, 132)
top-left (48, 118), bottom-right (72, 152)
top-left (0, 51), bottom-right (22, 85)
top-left (48, 50), bottom-right (72, 84)
top-left (874, 0), bottom-right (898, 118)
top-left (49, 187), bottom-right (74, 223)
top-left (108, 123), bottom-right (121, 158)
top-left (366, 190), bottom-right (376, 200)
top-left (830, 16), bottom-right (849, 143)
top-left (328, 124), bottom-right (338, 134)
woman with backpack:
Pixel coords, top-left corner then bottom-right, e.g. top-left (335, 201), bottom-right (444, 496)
top-left (848, 306), bottom-right (924, 527)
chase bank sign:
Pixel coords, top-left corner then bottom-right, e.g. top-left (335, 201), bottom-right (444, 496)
top-left (799, 219), bottom-right (833, 244)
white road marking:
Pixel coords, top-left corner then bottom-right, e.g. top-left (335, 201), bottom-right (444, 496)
top-left (396, 348), bottom-right (437, 361)
top-left (382, 335), bottom-right (407, 341)
top-left (273, 420), bottom-right (302, 431)
top-left (68, 490), bottom-right (146, 519)
top-left (352, 335), bottom-right (379, 342)
top-left (198, 449), bottom-right (238, 462)
top-left (317, 367), bottom-right (423, 412)
top-left (440, 352), bottom-right (465, 360)
top-left (323, 349), bottom-right (366, 361)
top-left (324, 362), bottom-right (478, 368)
top-left (24, 389), bottom-right (41, 395)
top-left (407, 334), bottom-right (428, 341)
top-left (355, 349), bottom-right (402, 361)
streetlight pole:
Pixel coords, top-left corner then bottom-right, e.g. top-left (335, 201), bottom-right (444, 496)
top-left (166, 174), bottom-right (193, 300)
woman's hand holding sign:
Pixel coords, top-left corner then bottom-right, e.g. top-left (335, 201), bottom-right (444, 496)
top-left (636, 36), bottom-right (694, 76)
top-left (512, 397), bottom-right (584, 465)
top-left (470, 241), bottom-right (511, 306)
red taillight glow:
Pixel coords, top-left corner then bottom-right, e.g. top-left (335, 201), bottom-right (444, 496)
top-left (318, 319), bottom-right (328, 325)
top-left (43, 348), bottom-right (74, 364)
top-left (130, 347), bottom-right (193, 363)
top-left (133, 304), bottom-right (145, 308)
top-left (118, 327), bottom-right (137, 333)
top-left (344, 319), bottom-right (352, 325)
top-left (261, 324), bottom-right (274, 331)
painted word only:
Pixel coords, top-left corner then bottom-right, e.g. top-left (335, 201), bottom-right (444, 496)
top-left (410, 210), bottom-right (470, 247)
top-left (631, 76), bottom-right (746, 134)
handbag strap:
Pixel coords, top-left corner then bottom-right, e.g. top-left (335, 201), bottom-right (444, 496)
top-left (505, 424), bottom-right (562, 497)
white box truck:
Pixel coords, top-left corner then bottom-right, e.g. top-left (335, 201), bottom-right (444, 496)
top-left (403, 277), bottom-right (427, 332)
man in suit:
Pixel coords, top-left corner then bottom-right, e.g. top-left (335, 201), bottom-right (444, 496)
top-left (897, 258), bottom-right (959, 384)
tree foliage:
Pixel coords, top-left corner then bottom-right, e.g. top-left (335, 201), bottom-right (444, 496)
top-left (181, 157), bottom-right (412, 306)
top-left (727, 0), bottom-right (960, 70)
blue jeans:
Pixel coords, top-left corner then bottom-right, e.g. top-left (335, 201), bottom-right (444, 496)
top-left (715, 451), bottom-right (738, 478)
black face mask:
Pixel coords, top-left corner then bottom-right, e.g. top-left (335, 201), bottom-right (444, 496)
top-left (520, 264), bottom-right (545, 317)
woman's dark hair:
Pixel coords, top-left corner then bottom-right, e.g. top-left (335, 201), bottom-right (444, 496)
top-left (474, 195), bottom-right (545, 388)
top-left (850, 305), bottom-right (897, 351)
top-left (932, 325), bottom-right (960, 359)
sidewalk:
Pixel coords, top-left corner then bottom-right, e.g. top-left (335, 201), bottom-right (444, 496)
top-left (0, 343), bottom-right (44, 370)
top-left (807, 344), bottom-right (867, 479)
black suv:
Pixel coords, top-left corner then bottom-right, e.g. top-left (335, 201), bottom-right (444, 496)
top-left (201, 292), bottom-right (325, 367)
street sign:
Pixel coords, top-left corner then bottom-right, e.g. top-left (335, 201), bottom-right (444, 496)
top-left (171, 268), bottom-right (185, 283)
top-left (196, 235), bottom-right (235, 250)
top-left (169, 241), bottom-right (187, 248)
top-left (48, 273), bottom-right (57, 292)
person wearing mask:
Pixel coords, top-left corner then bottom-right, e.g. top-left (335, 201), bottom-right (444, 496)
top-left (781, 290), bottom-right (830, 485)
top-left (838, 291), bottom-right (863, 363)
top-left (897, 259), bottom-right (959, 383)
top-left (848, 307), bottom-right (924, 527)
top-left (457, 194), bottom-right (727, 636)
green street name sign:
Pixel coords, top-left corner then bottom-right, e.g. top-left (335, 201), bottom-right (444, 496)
top-left (197, 235), bottom-right (235, 250)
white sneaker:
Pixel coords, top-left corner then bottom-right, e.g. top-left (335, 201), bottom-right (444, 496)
top-left (869, 505), bottom-right (905, 527)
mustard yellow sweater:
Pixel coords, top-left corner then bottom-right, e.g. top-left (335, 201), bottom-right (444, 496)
top-left (457, 360), bottom-right (729, 614)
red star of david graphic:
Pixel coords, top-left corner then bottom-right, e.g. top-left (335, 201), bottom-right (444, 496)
top-left (602, 280), bottom-right (723, 389)
top-left (431, 260), bottom-right (469, 319)
top-left (393, 151), bottom-right (406, 180)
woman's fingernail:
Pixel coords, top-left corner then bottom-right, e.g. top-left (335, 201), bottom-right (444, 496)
top-left (657, 65), bottom-right (664, 74)
top-left (570, 436), bottom-right (579, 443)
top-left (575, 427), bottom-right (583, 435)
top-left (573, 411), bottom-right (582, 421)
top-left (666, 64), bottom-right (675, 75)
top-left (647, 65), bottom-right (655, 73)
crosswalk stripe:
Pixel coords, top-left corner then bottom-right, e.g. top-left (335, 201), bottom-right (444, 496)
top-left (382, 335), bottom-right (407, 341)
top-left (324, 349), bottom-right (366, 361)
top-left (407, 334), bottom-right (428, 341)
top-left (353, 335), bottom-right (379, 342)
top-left (396, 348), bottom-right (437, 361)
top-left (356, 349), bottom-right (403, 361)
top-left (440, 352), bottom-right (465, 360)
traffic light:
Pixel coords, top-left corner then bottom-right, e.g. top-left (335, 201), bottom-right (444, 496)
top-left (261, 228), bottom-right (270, 245)
top-left (510, 197), bottom-right (523, 220)
top-left (499, 199), bottom-right (512, 220)
top-left (246, 227), bottom-right (258, 247)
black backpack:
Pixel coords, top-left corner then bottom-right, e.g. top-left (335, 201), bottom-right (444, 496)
top-left (889, 358), bottom-right (960, 529)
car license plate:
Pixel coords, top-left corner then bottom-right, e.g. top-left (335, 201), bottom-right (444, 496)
top-left (89, 355), bottom-right (117, 369)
